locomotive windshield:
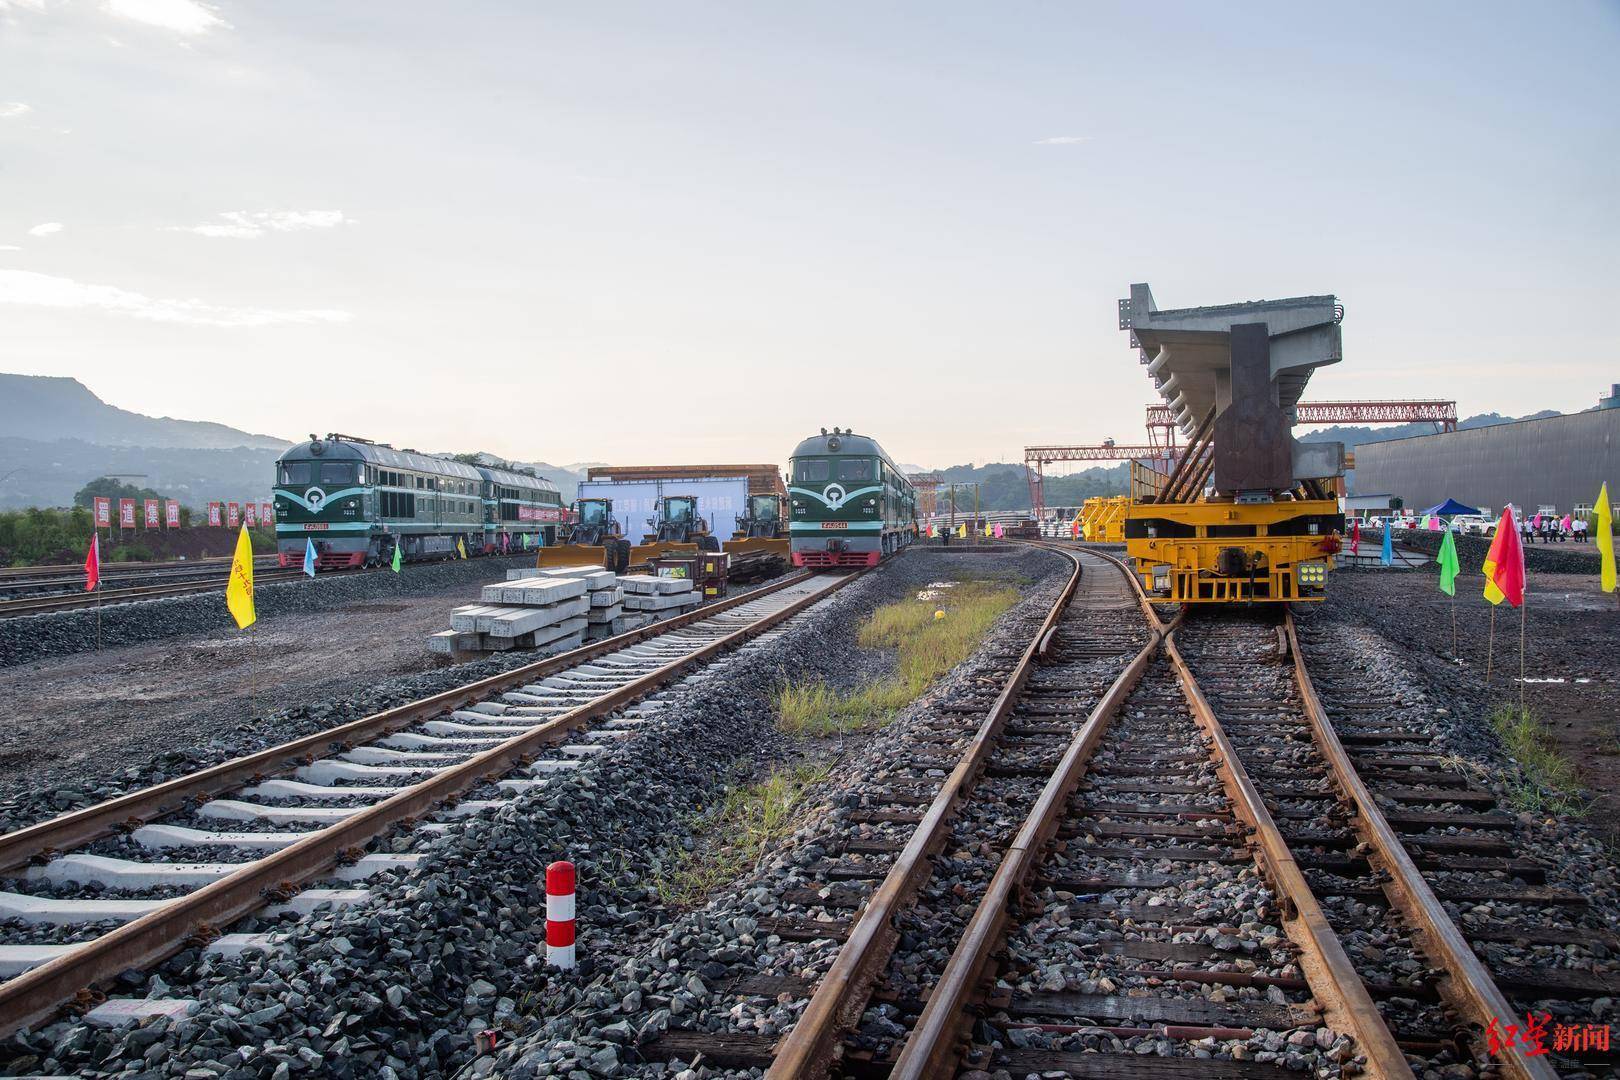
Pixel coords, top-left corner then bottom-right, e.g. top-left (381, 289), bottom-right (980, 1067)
top-left (794, 459), bottom-right (829, 483)
top-left (321, 462), bottom-right (360, 485)
top-left (278, 462), bottom-right (311, 485)
top-left (837, 458), bottom-right (873, 481)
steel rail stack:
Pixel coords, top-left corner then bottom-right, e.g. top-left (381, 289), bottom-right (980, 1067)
top-left (0, 569), bottom-right (856, 1038)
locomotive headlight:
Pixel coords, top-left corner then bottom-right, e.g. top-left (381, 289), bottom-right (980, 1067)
top-left (1296, 561), bottom-right (1327, 588)
top-left (1151, 565), bottom-right (1170, 593)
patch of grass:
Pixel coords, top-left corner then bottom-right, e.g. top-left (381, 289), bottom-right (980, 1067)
top-left (1490, 704), bottom-right (1587, 816)
top-left (776, 579), bottom-right (1019, 736)
top-left (654, 763), bottom-right (829, 907)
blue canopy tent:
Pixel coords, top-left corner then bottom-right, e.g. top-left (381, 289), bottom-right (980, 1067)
top-left (1420, 498), bottom-right (1481, 517)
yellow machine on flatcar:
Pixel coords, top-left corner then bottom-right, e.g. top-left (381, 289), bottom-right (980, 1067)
top-left (1118, 284), bottom-right (1345, 603)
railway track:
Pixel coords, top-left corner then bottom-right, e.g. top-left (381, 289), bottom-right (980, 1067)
top-left (0, 568), bottom-right (854, 1037)
top-left (629, 541), bottom-right (1611, 1079)
top-left (0, 555), bottom-right (280, 599)
top-left (0, 564), bottom-right (312, 619)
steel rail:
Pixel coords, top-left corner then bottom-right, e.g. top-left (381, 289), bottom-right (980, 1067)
top-left (764, 545), bottom-right (1090, 1080)
top-left (0, 569), bottom-right (853, 1039)
top-left (1284, 612), bottom-right (1559, 1080)
top-left (887, 549), bottom-right (1166, 1080)
top-left (0, 571), bottom-right (313, 617)
top-left (0, 572), bottom-right (816, 875)
top-left (1161, 625), bottom-right (1415, 1080)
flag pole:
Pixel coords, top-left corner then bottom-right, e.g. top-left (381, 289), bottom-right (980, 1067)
top-left (1450, 595), bottom-right (1457, 661)
top-left (1518, 598), bottom-right (1526, 712)
top-left (1486, 607), bottom-right (1495, 684)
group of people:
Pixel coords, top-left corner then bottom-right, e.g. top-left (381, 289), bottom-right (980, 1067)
top-left (1520, 513), bottom-right (1588, 544)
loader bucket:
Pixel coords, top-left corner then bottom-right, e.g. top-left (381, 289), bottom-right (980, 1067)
top-left (535, 543), bottom-right (607, 570)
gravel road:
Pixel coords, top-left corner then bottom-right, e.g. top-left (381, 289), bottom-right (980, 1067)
top-left (0, 554), bottom-right (544, 669)
top-left (0, 556), bottom-right (685, 831)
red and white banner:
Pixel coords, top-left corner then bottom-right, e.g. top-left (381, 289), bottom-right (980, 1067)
top-left (208, 502), bottom-right (222, 527)
top-left (93, 497), bottom-right (111, 528)
top-left (165, 500), bottom-right (181, 528)
top-left (144, 499), bottom-right (160, 528)
top-left (261, 501), bottom-right (273, 523)
top-left (227, 502), bottom-right (241, 528)
top-left (519, 506), bottom-right (565, 523)
top-left (244, 502), bottom-right (257, 527)
top-left (119, 499), bottom-right (136, 529)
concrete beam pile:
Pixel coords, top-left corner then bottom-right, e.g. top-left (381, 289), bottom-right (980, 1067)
top-left (619, 575), bottom-right (701, 620)
top-left (430, 566), bottom-right (651, 656)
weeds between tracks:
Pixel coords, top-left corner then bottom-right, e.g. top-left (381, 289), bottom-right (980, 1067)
top-left (654, 763), bottom-right (831, 906)
top-left (1490, 703), bottom-right (1588, 816)
top-left (775, 578), bottom-right (1018, 736)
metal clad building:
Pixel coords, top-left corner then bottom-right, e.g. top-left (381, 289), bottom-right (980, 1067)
top-left (1354, 409), bottom-right (1619, 515)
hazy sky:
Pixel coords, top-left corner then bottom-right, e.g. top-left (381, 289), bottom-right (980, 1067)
top-left (2, 1), bottom-right (1617, 471)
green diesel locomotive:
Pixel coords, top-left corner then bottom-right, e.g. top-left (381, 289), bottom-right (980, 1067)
top-left (274, 434), bottom-right (564, 569)
top-left (789, 428), bottom-right (918, 568)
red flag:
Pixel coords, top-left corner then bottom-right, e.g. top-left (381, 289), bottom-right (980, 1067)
top-left (84, 534), bottom-right (100, 592)
top-left (1483, 507), bottom-right (1525, 607)
top-left (1349, 519), bottom-right (1361, 555)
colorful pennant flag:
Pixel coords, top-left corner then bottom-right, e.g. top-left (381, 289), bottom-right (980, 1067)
top-left (226, 525), bottom-right (256, 629)
top-left (83, 533), bottom-right (100, 592)
top-left (1482, 507), bottom-right (1525, 607)
top-left (1437, 527), bottom-right (1459, 596)
top-left (1349, 520), bottom-right (1360, 556)
top-left (1380, 522), bottom-right (1393, 567)
top-left (457, 537), bottom-right (468, 560)
top-left (1596, 483), bottom-right (1615, 594)
top-left (303, 538), bottom-right (317, 578)
top-left (391, 540), bottom-right (403, 573)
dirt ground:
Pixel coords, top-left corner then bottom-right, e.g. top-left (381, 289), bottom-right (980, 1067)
top-left (1322, 566), bottom-right (1620, 843)
top-left (0, 580), bottom-right (491, 807)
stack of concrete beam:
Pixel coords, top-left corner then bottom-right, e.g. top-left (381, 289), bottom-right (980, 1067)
top-left (429, 572), bottom-right (590, 657)
top-left (619, 574), bottom-right (701, 622)
top-left (523, 564), bottom-right (649, 640)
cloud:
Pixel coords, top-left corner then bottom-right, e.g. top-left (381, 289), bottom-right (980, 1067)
top-left (170, 209), bottom-right (351, 239)
top-left (103, 0), bottom-right (227, 35)
top-left (0, 245), bottom-right (20, 252)
top-left (27, 222), bottom-right (62, 236)
top-left (0, 102), bottom-right (30, 119)
top-left (0, 269), bottom-right (352, 327)
top-left (1032, 135), bottom-right (1090, 145)
top-left (0, 0), bottom-right (47, 12)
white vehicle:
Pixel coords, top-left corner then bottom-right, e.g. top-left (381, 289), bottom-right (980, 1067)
top-left (1452, 514), bottom-right (1494, 536)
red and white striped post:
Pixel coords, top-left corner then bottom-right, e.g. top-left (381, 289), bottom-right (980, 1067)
top-left (546, 860), bottom-right (576, 969)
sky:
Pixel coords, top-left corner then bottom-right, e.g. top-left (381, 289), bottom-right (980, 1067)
top-left (1, 1), bottom-right (1617, 472)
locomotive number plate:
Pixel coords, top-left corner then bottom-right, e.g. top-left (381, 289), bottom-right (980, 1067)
top-left (302, 523), bottom-right (329, 531)
top-left (822, 521), bottom-right (847, 530)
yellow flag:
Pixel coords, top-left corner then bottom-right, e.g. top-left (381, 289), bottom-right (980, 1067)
top-left (1598, 483), bottom-right (1615, 594)
top-left (955, 524), bottom-right (966, 538)
top-left (226, 524), bottom-right (255, 629)
top-left (457, 537), bottom-right (468, 560)
top-left (983, 522), bottom-right (992, 538)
